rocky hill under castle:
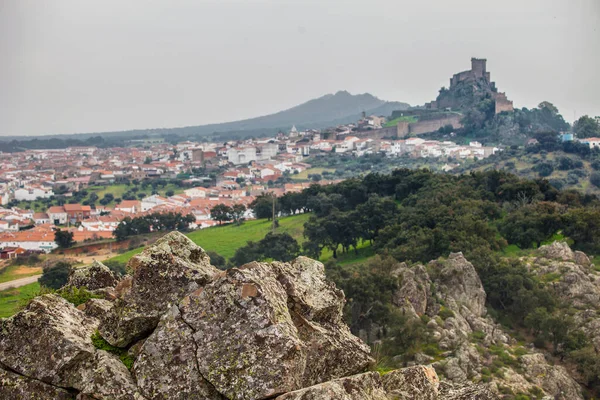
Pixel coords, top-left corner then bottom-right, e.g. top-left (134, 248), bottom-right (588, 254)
top-left (1, 232), bottom-right (598, 399)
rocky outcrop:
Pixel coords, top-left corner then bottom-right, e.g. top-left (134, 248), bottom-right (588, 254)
top-left (99, 232), bottom-right (220, 347)
top-left (430, 253), bottom-right (487, 318)
top-left (527, 241), bottom-right (600, 352)
top-left (438, 381), bottom-right (498, 400)
top-left (66, 260), bottom-right (118, 290)
top-left (537, 241), bottom-right (575, 261)
top-left (0, 231), bottom-right (497, 400)
top-left (391, 263), bottom-right (431, 316)
top-left (386, 250), bottom-right (587, 400)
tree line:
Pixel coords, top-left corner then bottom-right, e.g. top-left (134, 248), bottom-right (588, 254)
top-left (113, 212), bottom-right (195, 240)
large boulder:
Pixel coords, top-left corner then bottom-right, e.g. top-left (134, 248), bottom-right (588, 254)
top-left (0, 368), bottom-right (74, 399)
top-left (66, 350), bottom-right (139, 399)
top-left (273, 258), bottom-right (373, 386)
top-left (133, 306), bottom-right (223, 400)
top-left (275, 372), bottom-right (387, 400)
top-left (181, 258), bottom-right (373, 400)
top-left (99, 232), bottom-right (220, 347)
top-left (0, 294), bottom-right (140, 399)
top-left (66, 260), bottom-right (118, 290)
top-left (0, 294), bottom-right (98, 385)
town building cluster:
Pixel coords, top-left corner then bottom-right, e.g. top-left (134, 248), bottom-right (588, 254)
top-left (0, 116), bottom-right (501, 253)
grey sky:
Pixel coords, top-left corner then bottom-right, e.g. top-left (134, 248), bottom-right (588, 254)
top-left (1, 0), bottom-right (599, 136)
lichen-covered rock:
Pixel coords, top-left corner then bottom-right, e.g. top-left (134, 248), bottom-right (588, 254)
top-left (0, 368), bottom-right (75, 399)
top-left (0, 294), bottom-right (98, 385)
top-left (274, 372), bottom-right (387, 400)
top-left (133, 306), bottom-right (223, 400)
top-left (66, 260), bottom-right (118, 290)
top-left (182, 262), bottom-right (306, 400)
top-left (181, 258), bottom-right (372, 400)
top-left (80, 298), bottom-right (114, 320)
top-left (66, 350), bottom-right (139, 400)
top-left (272, 258), bottom-right (373, 387)
top-left (273, 257), bottom-right (344, 323)
top-left (525, 242), bottom-right (600, 354)
top-left (381, 365), bottom-right (439, 400)
top-left (99, 232), bottom-right (219, 347)
top-left (0, 294), bottom-right (140, 399)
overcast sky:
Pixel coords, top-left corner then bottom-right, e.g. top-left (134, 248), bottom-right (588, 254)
top-left (1, 0), bottom-right (599, 136)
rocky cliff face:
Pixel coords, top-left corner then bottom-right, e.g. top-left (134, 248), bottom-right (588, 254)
top-left (385, 246), bottom-right (598, 400)
top-left (0, 232), bottom-right (493, 399)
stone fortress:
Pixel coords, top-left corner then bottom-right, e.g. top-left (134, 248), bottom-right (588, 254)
top-left (383, 57), bottom-right (515, 138)
top-left (426, 58), bottom-right (514, 115)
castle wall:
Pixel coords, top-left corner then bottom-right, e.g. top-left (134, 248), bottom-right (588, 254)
top-left (495, 99), bottom-right (514, 114)
top-left (352, 125), bottom-right (400, 140)
top-left (408, 115), bottom-right (463, 135)
top-left (494, 92), bottom-right (514, 114)
top-left (397, 121), bottom-right (410, 138)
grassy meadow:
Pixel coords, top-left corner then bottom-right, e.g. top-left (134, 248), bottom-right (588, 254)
top-left (0, 282), bottom-right (40, 318)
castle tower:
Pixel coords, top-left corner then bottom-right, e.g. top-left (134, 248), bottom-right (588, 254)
top-left (471, 58), bottom-right (487, 78)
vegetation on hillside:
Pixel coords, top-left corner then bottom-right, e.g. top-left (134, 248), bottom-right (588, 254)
top-left (458, 131), bottom-right (600, 194)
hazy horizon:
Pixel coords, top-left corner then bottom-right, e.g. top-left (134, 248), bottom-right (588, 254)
top-left (1, 0), bottom-right (599, 137)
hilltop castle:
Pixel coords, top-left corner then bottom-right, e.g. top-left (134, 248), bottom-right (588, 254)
top-left (426, 58), bottom-right (514, 114)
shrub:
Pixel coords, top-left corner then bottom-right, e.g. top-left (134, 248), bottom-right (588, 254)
top-left (208, 251), bottom-right (226, 269)
top-left (91, 331), bottom-right (134, 370)
top-left (438, 306), bottom-right (455, 320)
top-left (590, 172), bottom-right (600, 187)
top-left (39, 262), bottom-right (71, 290)
top-left (56, 287), bottom-right (102, 307)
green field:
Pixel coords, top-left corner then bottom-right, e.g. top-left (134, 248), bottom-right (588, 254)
top-left (83, 183), bottom-right (185, 206)
top-left (0, 265), bottom-right (42, 283)
top-left (292, 168), bottom-right (335, 181)
top-left (0, 282), bottom-right (40, 318)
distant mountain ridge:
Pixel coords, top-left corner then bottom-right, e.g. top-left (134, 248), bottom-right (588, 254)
top-left (0, 91), bottom-right (410, 141)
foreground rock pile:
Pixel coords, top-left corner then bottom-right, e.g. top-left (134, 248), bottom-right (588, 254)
top-left (0, 232), bottom-right (494, 399)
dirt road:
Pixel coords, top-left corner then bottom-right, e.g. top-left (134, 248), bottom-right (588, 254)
top-left (0, 274), bottom-right (42, 291)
